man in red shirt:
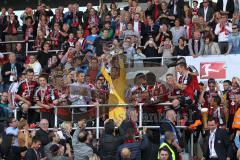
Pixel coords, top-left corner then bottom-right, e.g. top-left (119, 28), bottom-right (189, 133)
top-left (34, 75), bottom-right (60, 127)
top-left (16, 68), bottom-right (38, 120)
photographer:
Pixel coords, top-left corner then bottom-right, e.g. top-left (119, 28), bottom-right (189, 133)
top-left (155, 23), bottom-right (173, 46)
top-left (143, 36), bottom-right (159, 66)
top-left (214, 12), bottom-right (232, 54)
top-left (72, 119), bottom-right (93, 160)
top-left (158, 36), bottom-right (174, 67)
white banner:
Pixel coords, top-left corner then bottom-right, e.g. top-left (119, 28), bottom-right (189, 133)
top-left (185, 55), bottom-right (240, 88)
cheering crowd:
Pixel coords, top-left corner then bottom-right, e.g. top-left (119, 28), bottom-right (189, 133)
top-left (0, 0), bottom-right (240, 159)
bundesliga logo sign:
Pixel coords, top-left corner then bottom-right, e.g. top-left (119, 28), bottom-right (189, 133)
top-left (200, 62), bottom-right (226, 79)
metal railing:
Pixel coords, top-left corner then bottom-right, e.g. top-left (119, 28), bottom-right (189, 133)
top-left (13, 102), bottom-right (194, 158)
top-left (0, 40), bottom-right (63, 56)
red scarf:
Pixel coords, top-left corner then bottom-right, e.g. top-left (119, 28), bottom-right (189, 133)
top-left (154, 4), bottom-right (160, 20)
top-left (4, 21), bottom-right (17, 34)
top-left (188, 23), bottom-right (193, 39)
top-left (124, 139), bottom-right (135, 144)
top-left (50, 31), bottom-right (60, 47)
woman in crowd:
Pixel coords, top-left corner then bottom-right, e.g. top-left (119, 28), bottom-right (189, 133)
top-left (203, 34), bottom-right (221, 55)
top-left (173, 37), bottom-right (189, 56)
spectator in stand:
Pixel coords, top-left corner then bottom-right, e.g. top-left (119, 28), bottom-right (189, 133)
top-left (151, 0), bottom-right (161, 21)
top-left (85, 26), bottom-right (99, 51)
top-left (18, 118), bottom-right (32, 149)
top-left (123, 37), bottom-right (136, 64)
top-left (123, 0), bottom-right (133, 12)
top-left (86, 8), bottom-right (99, 33)
top-left (99, 119), bottom-right (124, 160)
top-left (131, 0), bottom-right (142, 14)
top-left (184, 5), bottom-right (193, 20)
top-left (173, 37), bottom-right (189, 56)
top-left (0, 7), bottom-right (7, 41)
top-left (57, 121), bottom-right (72, 147)
top-left (99, 3), bottom-right (109, 24)
top-left (72, 119), bottom-right (93, 160)
top-left (76, 30), bottom-right (85, 47)
top-left (94, 29), bottom-right (112, 57)
top-left (198, 0), bottom-right (214, 25)
top-left (49, 143), bottom-right (72, 160)
top-left (20, 7), bottom-right (34, 25)
top-left (37, 42), bottom-right (53, 71)
top-left (133, 13), bottom-right (145, 39)
top-left (155, 23), bottom-right (173, 46)
top-left (168, 0), bottom-right (184, 20)
top-left (59, 23), bottom-right (70, 45)
top-left (3, 13), bottom-right (19, 51)
top-left (188, 30), bottom-right (205, 57)
top-left (184, 17), bottom-right (193, 40)
top-left (214, 12), bottom-right (232, 54)
top-left (24, 136), bottom-right (43, 160)
top-left (144, 16), bottom-right (158, 39)
top-left (34, 31), bottom-right (46, 51)
top-left (15, 68), bottom-right (38, 121)
top-left (158, 1), bottom-right (175, 26)
top-left (204, 34), bottom-right (221, 55)
top-left (216, 0), bottom-right (234, 18)
top-left (116, 127), bottom-right (148, 160)
top-left (34, 3), bottom-right (53, 22)
top-left (170, 19), bottom-right (186, 46)
top-left (44, 131), bottom-right (60, 159)
top-left (145, 0), bottom-right (153, 17)
top-left (83, 3), bottom-right (93, 24)
top-left (49, 23), bottom-right (61, 50)
top-left (37, 14), bottom-right (49, 38)
top-left (143, 36), bottom-right (159, 66)
top-left (133, 47), bottom-right (146, 67)
top-left (99, 21), bottom-right (114, 39)
top-left (158, 36), bottom-right (174, 67)
top-left (14, 43), bottom-right (26, 67)
top-left (34, 75), bottom-right (60, 127)
top-left (6, 117), bottom-right (27, 159)
top-left (0, 92), bottom-right (11, 120)
top-left (50, 8), bottom-right (64, 29)
top-left (25, 54), bottom-right (42, 76)
top-left (121, 22), bottom-right (140, 42)
top-left (71, 3), bottom-right (83, 33)
top-left (202, 117), bottom-right (232, 160)
top-left (1, 53), bottom-right (24, 91)
top-left (35, 119), bottom-right (52, 156)
top-left (227, 24), bottom-right (240, 54)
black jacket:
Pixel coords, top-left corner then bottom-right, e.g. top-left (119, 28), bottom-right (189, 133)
top-left (204, 128), bottom-right (232, 160)
top-left (198, 7), bottom-right (215, 23)
top-left (24, 148), bottom-right (41, 160)
top-left (99, 134), bottom-right (124, 160)
top-left (35, 128), bottom-right (52, 156)
top-left (1, 62), bottom-right (24, 83)
top-left (216, 0), bottom-right (234, 18)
